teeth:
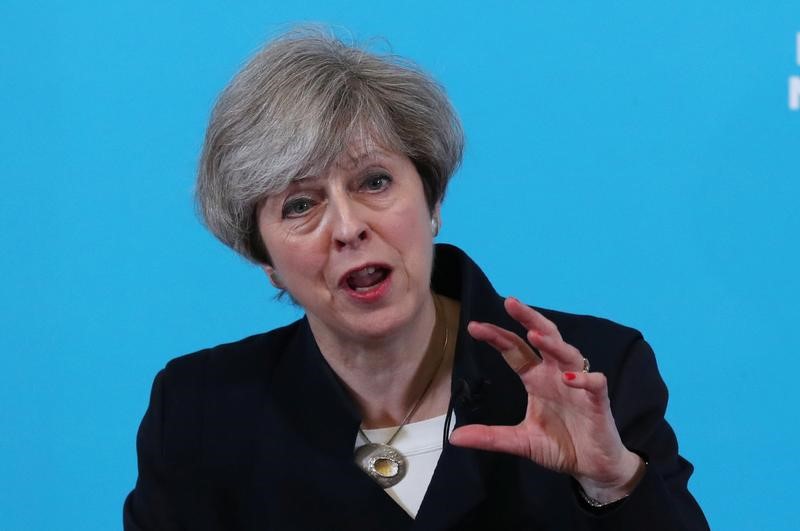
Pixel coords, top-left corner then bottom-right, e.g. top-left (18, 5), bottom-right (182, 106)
top-left (352, 266), bottom-right (376, 278)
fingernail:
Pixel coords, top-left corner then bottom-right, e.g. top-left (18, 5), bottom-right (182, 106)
top-left (564, 372), bottom-right (577, 381)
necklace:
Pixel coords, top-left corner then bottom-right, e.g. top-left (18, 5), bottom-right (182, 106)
top-left (354, 295), bottom-right (449, 489)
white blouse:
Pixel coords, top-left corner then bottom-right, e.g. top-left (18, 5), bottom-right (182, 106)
top-left (356, 414), bottom-right (454, 518)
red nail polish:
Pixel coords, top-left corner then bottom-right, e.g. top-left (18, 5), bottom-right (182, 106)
top-left (564, 372), bottom-right (577, 381)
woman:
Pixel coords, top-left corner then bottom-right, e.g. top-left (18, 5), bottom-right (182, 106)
top-left (124, 29), bottom-right (708, 530)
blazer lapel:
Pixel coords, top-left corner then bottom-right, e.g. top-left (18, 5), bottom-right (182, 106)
top-left (265, 318), bottom-right (415, 529)
top-left (269, 318), bottom-right (361, 457)
top-left (411, 245), bottom-right (529, 530)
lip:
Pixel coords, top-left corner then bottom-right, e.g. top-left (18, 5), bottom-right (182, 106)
top-left (338, 262), bottom-right (393, 303)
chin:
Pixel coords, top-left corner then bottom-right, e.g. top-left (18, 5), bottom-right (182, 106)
top-left (346, 301), bottom-right (421, 341)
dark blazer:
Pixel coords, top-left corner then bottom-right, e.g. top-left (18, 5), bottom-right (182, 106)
top-left (124, 244), bottom-right (709, 530)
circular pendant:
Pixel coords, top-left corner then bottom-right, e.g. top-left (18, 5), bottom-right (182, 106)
top-left (354, 443), bottom-right (407, 489)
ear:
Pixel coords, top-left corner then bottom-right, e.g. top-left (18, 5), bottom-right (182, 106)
top-left (432, 203), bottom-right (442, 237)
top-left (262, 265), bottom-right (285, 290)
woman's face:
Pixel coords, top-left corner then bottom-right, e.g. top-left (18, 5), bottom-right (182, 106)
top-left (257, 147), bottom-right (439, 345)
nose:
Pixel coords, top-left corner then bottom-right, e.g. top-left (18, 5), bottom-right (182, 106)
top-left (329, 197), bottom-right (369, 251)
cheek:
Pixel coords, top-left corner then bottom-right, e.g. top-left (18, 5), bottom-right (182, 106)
top-left (389, 205), bottom-right (429, 243)
top-left (261, 228), bottom-right (324, 281)
top-left (389, 205), bottom-right (434, 272)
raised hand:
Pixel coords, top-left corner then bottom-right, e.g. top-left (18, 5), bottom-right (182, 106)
top-left (449, 297), bottom-right (644, 503)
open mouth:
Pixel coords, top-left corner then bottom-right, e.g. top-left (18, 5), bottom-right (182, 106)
top-left (343, 265), bottom-right (391, 292)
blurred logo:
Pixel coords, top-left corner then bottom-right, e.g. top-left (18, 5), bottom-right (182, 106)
top-left (790, 32), bottom-right (800, 110)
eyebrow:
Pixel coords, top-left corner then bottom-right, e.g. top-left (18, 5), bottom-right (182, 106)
top-left (267, 151), bottom-right (376, 210)
top-left (281, 176), bottom-right (323, 195)
top-left (285, 148), bottom-right (392, 188)
top-left (337, 148), bottom-right (390, 169)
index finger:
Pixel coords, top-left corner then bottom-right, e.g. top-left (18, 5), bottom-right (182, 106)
top-left (504, 297), bottom-right (561, 339)
top-left (504, 296), bottom-right (585, 370)
top-left (467, 321), bottom-right (541, 375)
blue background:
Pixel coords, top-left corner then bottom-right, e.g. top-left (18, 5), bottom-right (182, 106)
top-left (2, 2), bottom-right (798, 529)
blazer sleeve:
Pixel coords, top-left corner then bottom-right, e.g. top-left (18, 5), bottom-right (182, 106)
top-left (123, 359), bottom-right (222, 531)
top-left (577, 338), bottom-right (709, 531)
top-left (124, 370), bottom-right (181, 530)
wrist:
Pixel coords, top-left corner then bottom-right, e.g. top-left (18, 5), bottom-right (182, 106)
top-left (576, 450), bottom-right (646, 505)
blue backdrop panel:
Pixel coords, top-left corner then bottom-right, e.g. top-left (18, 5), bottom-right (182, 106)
top-left (1, 2), bottom-right (798, 529)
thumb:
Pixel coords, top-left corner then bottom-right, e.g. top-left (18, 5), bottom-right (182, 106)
top-left (449, 424), bottom-right (529, 458)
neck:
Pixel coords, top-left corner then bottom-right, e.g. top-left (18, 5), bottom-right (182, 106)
top-left (309, 292), bottom-right (451, 429)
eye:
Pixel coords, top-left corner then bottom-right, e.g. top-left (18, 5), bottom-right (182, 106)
top-left (282, 197), bottom-right (315, 218)
top-left (361, 173), bottom-right (392, 192)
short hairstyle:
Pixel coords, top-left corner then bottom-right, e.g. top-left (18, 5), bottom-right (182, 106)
top-left (196, 27), bottom-right (464, 265)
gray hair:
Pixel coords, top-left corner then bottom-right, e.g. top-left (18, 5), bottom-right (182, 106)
top-left (196, 27), bottom-right (464, 265)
